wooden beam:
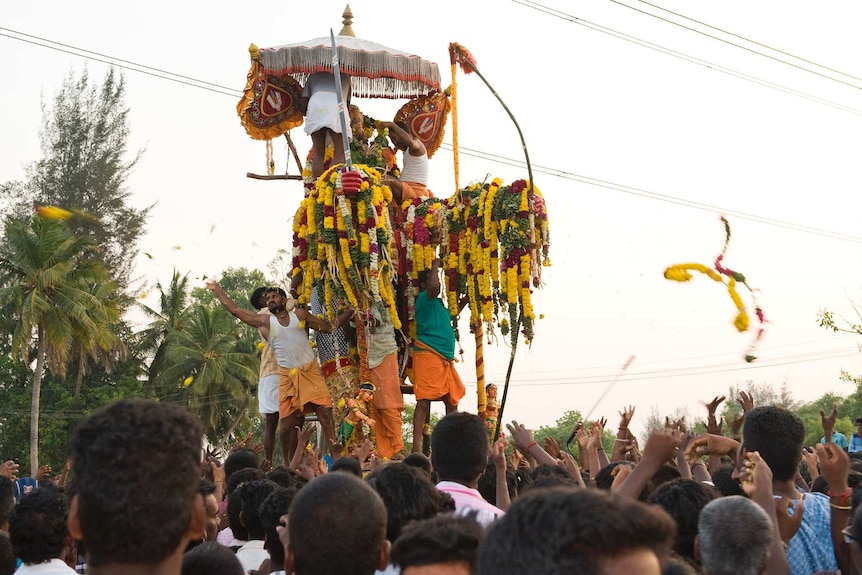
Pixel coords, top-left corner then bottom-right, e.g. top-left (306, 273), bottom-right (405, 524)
top-left (246, 173), bottom-right (304, 181)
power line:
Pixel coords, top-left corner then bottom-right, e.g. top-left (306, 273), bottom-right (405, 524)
top-left (632, 0), bottom-right (862, 84)
top-left (511, 0), bottom-right (862, 117)
top-left (444, 143), bottom-right (862, 244)
top-left (0, 30), bottom-right (241, 99)
top-left (607, 0), bottom-right (862, 92)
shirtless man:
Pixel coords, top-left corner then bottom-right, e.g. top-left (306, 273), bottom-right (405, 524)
top-left (207, 281), bottom-right (352, 462)
top-left (379, 121), bottom-right (429, 203)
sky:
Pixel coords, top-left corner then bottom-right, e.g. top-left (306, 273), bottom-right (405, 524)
top-left (3, 0), bottom-right (862, 437)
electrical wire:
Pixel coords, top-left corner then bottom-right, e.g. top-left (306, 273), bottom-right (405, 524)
top-left (511, 0), bottom-right (862, 117)
top-left (606, 0), bottom-right (862, 92)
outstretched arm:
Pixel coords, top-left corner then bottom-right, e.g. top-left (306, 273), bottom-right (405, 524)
top-left (424, 259), bottom-right (442, 299)
top-left (380, 121), bottom-right (426, 157)
top-left (295, 306), bottom-right (354, 334)
top-left (206, 280), bottom-right (268, 329)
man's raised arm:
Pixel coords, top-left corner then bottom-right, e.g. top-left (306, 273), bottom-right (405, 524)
top-left (206, 280), bottom-right (268, 329)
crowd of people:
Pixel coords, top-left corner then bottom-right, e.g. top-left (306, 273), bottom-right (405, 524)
top-left (2, 391), bottom-right (862, 575)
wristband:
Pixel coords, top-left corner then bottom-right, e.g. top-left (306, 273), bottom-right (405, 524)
top-left (831, 503), bottom-right (852, 511)
top-left (828, 488), bottom-right (852, 507)
top-left (525, 441), bottom-right (538, 453)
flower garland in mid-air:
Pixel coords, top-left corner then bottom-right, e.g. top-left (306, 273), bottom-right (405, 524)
top-left (664, 216), bottom-right (766, 362)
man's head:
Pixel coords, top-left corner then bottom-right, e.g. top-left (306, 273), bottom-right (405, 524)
top-left (266, 287), bottom-right (289, 313)
top-left (391, 513), bottom-right (486, 575)
top-left (234, 479), bottom-right (279, 541)
top-left (198, 480), bottom-right (220, 543)
top-left (389, 120), bottom-right (412, 151)
top-left (224, 448), bottom-right (259, 483)
top-left (68, 399), bottom-right (205, 568)
top-left (286, 473), bottom-right (388, 575)
top-left (696, 496), bottom-right (772, 575)
top-left (431, 412), bottom-right (488, 486)
top-left (259, 487), bottom-right (296, 570)
top-left (181, 541), bottom-right (245, 575)
top-left (369, 463), bottom-right (439, 541)
top-left (9, 487), bottom-right (68, 564)
top-left (0, 476), bottom-right (14, 532)
top-left (417, 270), bottom-right (431, 292)
top-left (647, 478), bottom-right (720, 562)
top-left (741, 406), bottom-right (805, 481)
top-left (250, 286), bottom-right (269, 310)
top-left (478, 487), bottom-right (675, 575)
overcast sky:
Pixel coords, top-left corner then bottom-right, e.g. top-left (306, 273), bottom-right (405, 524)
top-left (3, 0), bottom-right (862, 435)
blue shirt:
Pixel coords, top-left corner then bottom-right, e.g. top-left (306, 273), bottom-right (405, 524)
top-left (786, 492), bottom-right (837, 575)
top-left (820, 432), bottom-right (848, 449)
top-left (850, 433), bottom-right (862, 453)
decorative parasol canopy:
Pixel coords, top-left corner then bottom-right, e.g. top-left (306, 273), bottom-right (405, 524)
top-left (258, 35), bottom-right (441, 100)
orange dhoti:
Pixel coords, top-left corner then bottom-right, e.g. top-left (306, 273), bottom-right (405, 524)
top-left (411, 340), bottom-right (466, 405)
top-left (279, 360), bottom-right (333, 419)
top-left (365, 353), bottom-right (404, 458)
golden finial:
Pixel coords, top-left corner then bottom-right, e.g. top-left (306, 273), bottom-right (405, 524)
top-left (339, 5), bottom-right (355, 37)
top-left (248, 43), bottom-right (260, 61)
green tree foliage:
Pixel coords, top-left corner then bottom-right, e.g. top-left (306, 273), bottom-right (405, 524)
top-left (0, 216), bottom-right (119, 474)
top-left (9, 68), bottom-right (148, 289)
top-left (138, 270), bottom-right (192, 394)
top-left (190, 267), bottom-right (267, 354)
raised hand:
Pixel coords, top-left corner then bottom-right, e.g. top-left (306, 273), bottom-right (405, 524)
top-left (618, 405), bottom-right (635, 430)
top-left (575, 423), bottom-right (589, 452)
top-left (775, 497), bottom-right (805, 544)
top-left (506, 421), bottom-right (537, 453)
top-left (230, 431), bottom-right (255, 454)
top-left (642, 428), bottom-right (684, 465)
top-left (738, 451), bottom-right (771, 496)
top-left (559, 451), bottom-right (583, 487)
top-left (801, 448), bottom-right (819, 476)
top-left (738, 390), bottom-right (755, 414)
top-left (492, 437), bottom-right (508, 468)
top-left (705, 395), bottom-right (726, 415)
top-left (820, 402), bottom-right (839, 442)
top-left (685, 433), bottom-right (740, 462)
top-left (34, 465), bottom-right (52, 482)
top-left (543, 436), bottom-right (563, 460)
top-left (610, 462), bottom-right (634, 493)
top-left (815, 442), bottom-right (850, 491)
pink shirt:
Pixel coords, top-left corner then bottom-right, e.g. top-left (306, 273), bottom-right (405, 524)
top-left (436, 481), bottom-right (504, 527)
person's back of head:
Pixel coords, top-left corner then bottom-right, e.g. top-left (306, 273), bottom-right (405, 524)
top-left (181, 541), bottom-right (244, 575)
top-left (647, 478), bottom-right (720, 563)
top-left (742, 406), bottom-right (805, 481)
top-left (330, 456), bottom-right (363, 477)
top-left (402, 453), bottom-right (432, 478)
top-left (0, 476), bottom-right (13, 532)
top-left (287, 473), bottom-right (387, 575)
top-left (369, 463), bottom-right (439, 541)
top-left (697, 495), bottom-right (772, 575)
top-left (259, 487), bottom-right (297, 570)
top-left (266, 468), bottom-right (296, 488)
top-left (9, 487), bottom-right (68, 565)
top-left (224, 448), bottom-right (259, 481)
top-left (521, 463), bottom-right (576, 494)
top-left (478, 487), bottom-right (675, 575)
top-left (0, 531), bottom-right (14, 575)
top-left (226, 467), bottom-right (266, 541)
top-left (711, 464), bottom-right (745, 497)
top-left (431, 413), bottom-right (488, 485)
top-left (68, 398), bottom-right (204, 569)
top-left (234, 479), bottom-right (279, 541)
top-left (391, 513), bottom-right (486, 575)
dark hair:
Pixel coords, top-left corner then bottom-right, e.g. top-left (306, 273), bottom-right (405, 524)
top-left (250, 287), bottom-right (269, 310)
top-left (181, 541), bottom-right (244, 575)
top-left (369, 463), bottom-right (439, 541)
top-left (331, 456), bottom-right (363, 477)
top-left (224, 449), bottom-right (259, 482)
top-left (477, 458), bottom-right (518, 505)
top-left (395, 120), bottom-right (411, 134)
top-left (0, 477), bottom-right (13, 527)
top-left (69, 399), bottom-right (203, 568)
top-left (811, 475), bottom-right (829, 494)
top-left (402, 453), bottom-right (432, 478)
top-left (234, 479), bottom-right (279, 540)
top-left (259, 487), bottom-right (297, 568)
top-left (0, 531), bottom-right (14, 575)
top-left (594, 461), bottom-right (629, 491)
top-left (437, 490), bottom-right (456, 513)
top-left (390, 513), bottom-right (485, 572)
top-left (288, 473), bottom-right (386, 575)
top-left (9, 488), bottom-right (68, 564)
top-left (227, 467), bottom-right (265, 495)
top-left (267, 287), bottom-right (288, 298)
top-left (711, 464), bottom-right (745, 497)
top-left (742, 406), bottom-right (805, 481)
top-left (266, 468), bottom-right (296, 488)
top-left (477, 487), bottom-right (675, 575)
top-left (198, 479), bottom-right (216, 497)
top-left (431, 413), bottom-right (488, 484)
top-left (647, 478), bottom-right (720, 562)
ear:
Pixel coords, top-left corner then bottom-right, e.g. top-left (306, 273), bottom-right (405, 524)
top-left (68, 494), bottom-right (84, 542)
top-left (693, 534), bottom-right (701, 563)
top-left (186, 493), bottom-right (206, 541)
top-left (378, 540), bottom-right (391, 571)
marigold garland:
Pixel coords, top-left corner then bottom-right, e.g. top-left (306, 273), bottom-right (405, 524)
top-left (664, 217), bottom-right (766, 362)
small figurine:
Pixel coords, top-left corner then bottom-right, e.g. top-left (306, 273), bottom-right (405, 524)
top-left (338, 382), bottom-right (377, 444)
top-left (485, 383), bottom-right (499, 437)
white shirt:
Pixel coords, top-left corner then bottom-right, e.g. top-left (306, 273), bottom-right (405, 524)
top-left (15, 558), bottom-right (77, 574)
top-left (268, 313), bottom-right (315, 368)
top-left (236, 539), bottom-right (270, 575)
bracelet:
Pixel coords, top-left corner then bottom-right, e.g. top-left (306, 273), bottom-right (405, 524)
top-left (614, 438), bottom-right (629, 443)
top-left (692, 461), bottom-right (706, 468)
top-left (525, 441), bottom-right (538, 453)
top-left (830, 503), bottom-right (852, 511)
top-left (828, 488), bottom-right (853, 506)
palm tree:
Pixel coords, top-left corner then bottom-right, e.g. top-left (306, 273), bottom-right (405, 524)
top-left (70, 281), bottom-right (126, 399)
top-left (137, 270), bottom-right (191, 394)
top-left (0, 216), bottom-right (115, 475)
top-left (156, 305), bottom-right (259, 445)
